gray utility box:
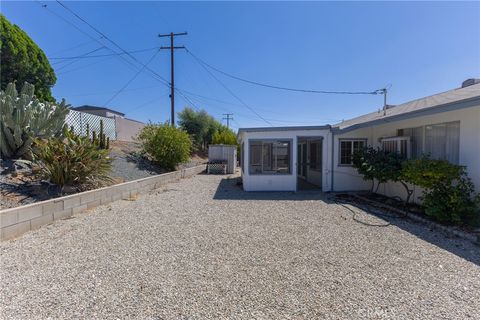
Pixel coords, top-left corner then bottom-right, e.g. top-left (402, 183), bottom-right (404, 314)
top-left (208, 144), bottom-right (237, 174)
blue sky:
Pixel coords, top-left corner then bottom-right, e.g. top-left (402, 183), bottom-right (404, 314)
top-left (3, 1), bottom-right (479, 131)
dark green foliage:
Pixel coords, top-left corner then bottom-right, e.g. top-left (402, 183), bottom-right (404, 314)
top-left (0, 82), bottom-right (68, 159)
top-left (34, 129), bottom-right (112, 190)
top-left (402, 157), bottom-right (479, 225)
top-left (0, 15), bottom-right (56, 101)
top-left (352, 147), bottom-right (413, 202)
top-left (177, 107), bottom-right (223, 151)
top-left (137, 123), bottom-right (192, 171)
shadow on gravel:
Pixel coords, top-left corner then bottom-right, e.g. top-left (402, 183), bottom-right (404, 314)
top-left (341, 200), bottom-right (480, 266)
top-left (214, 177), bottom-right (480, 266)
top-left (213, 177), bottom-right (330, 201)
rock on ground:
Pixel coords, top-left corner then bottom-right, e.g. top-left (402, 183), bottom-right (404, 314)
top-left (1, 174), bottom-right (479, 319)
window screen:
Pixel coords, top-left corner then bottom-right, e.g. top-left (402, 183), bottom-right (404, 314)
top-left (249, 140), bottom-right (291, 174)
top-left (309, 141), bottom-right (321, 170)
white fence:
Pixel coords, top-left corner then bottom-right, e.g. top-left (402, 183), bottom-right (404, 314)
top-left (65, 110), bottom-right (116, 140)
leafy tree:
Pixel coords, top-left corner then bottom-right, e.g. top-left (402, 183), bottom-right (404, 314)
top-left (178, 107), bottom-right (223, 151)
top-left (212, 126), bottom-right (237, 145)
top-left (0, 14), bottom-right (56, 101)
top-left (353, 147), bottom-right (413, 203)
top-left (137, 123), bottom-right (192, 171)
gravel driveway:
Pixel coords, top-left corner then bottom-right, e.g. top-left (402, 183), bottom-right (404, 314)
top-left (1, 174), bottom-right (479, 319)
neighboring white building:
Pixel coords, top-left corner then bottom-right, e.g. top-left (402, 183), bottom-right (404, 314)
top-left (238, 79), bottom-right (480, 199)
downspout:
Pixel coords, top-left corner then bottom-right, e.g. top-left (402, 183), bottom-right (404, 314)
top-left (330, 130), bottom-right (335, 192)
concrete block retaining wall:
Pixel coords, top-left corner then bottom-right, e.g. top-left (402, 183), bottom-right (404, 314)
top-left (0, 164), bottom-right (206, 241)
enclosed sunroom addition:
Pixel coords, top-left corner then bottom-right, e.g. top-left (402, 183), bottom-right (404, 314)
top-left (238, 126), bottom-right (331, 192)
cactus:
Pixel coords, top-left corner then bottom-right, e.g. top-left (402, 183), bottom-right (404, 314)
top-left (92, 131), bottom-right (97, 145)
top-left (0, 82), bottom-right (70, 159)
top-left (99, 119), bottom-right (105, 149)
top-left (86, 123), bottom-right (90, 138)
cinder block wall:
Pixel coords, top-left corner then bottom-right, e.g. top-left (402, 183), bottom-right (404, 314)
top-left (0, 165), bottom-right (206, 241)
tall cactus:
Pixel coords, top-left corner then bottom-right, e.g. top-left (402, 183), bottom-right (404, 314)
top-left (99, 119), bottom-right (105, 149)
top-left (0, 82), bottom-right (70, 159)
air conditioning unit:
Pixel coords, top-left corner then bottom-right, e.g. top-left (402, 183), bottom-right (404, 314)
top-left (380, 136), bottom-right (411, 158)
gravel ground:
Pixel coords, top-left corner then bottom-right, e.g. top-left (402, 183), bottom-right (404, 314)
top-left (106, 140), bottom-right (207, 183)
top-left (1, 174), bottom-right (479, 319)
top-left (0, 141), bottom-right (206, 209)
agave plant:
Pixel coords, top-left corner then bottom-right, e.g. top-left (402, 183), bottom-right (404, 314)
top-left (0, 82), bottom-right (69, 159)
top-left (34, 129), bottom-right (113, 190)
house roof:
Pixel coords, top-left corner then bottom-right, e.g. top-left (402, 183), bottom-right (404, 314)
top-left (71, 105), bottom-right (125, 117)
top-left (333, 82), bottom-right (480, 132)
top-left (238, 125), bottom-right (331, 135)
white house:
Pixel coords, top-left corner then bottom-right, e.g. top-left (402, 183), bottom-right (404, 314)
top-left (238, 79), bottom-right (480, 200)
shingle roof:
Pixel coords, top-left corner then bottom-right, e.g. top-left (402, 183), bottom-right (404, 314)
top-left (334, 83), bottom-right (480, 131)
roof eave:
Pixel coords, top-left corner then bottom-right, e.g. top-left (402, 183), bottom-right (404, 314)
top-left (333, 95), bottom-right (480, 134)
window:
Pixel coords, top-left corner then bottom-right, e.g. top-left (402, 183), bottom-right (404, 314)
top-left (399, 126), bottom-right (423, 158)
top-left (381, 136), bottom-right (410, 158)
top-left (309, 141), bottom-right (322, 170)
top-left (249, 140), bottom-right (291, 174)
top-left (339, 139), bottom-right (365, 165)
top-left (399, 121), bottom-right (460, 164)
top-left (425, 121), bottom-right (459, 164)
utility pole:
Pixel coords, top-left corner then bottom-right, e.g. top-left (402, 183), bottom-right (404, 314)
top-left (223, 113), bottom-right (233, 129)
top-left (381, 88), bottom-right (388, 116)
top-left (159, 32), bottom-right (187, 126)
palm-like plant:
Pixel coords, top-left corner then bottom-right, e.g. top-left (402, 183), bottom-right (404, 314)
top-left (34, 129), bottom-right (112, 191)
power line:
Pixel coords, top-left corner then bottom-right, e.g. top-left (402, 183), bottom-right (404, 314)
top-left (38, 1), bottom-right (141, 75)
top-left (49, 38), bottom-right (101, 55)
top-left (49, 47), bottom-right (159, 60)
top-left (174, 88), bottom-right (201, 111)
top-left (186, 49), bottom-right (383, 95)
top-left (185, 48), bottom-right (272, 126)
top-left (55, 1), bottom-right (171, 88)
top-left (68, 84), bottom-right (161, 97)
top-left (103, 49), bottom-right (162, 107)
top-left (124, 93), bottom-right (170, 113)
top-left (57, 56), bottom-right (113, 76)
top-left (54, 46), bottom-right (106, 70)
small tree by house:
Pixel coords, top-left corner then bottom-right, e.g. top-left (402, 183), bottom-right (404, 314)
top-left (352, 147), bottom-right (413, 203)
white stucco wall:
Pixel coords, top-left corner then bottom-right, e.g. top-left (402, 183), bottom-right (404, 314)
top-left (239, 128), bottom-right (332, 192)
top-left (333, 105), bottom-right (480, 200)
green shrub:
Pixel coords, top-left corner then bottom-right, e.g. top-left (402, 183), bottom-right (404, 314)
top-left (0, 82), bottom-right (69, 159)
top-left (137, 123), bottom-right (192, 171)
top-left (34, 130), bottom-right (112, 190)
top-left (353, 147), bottom-right (413, 203)
top-left (402, 156), bottom-right (479, 226)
